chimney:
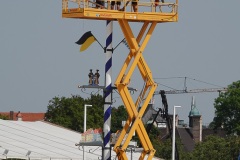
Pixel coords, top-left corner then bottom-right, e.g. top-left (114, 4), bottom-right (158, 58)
top-left (16, 111), bottom-right (22, 121)
top-left (10, 111), bottom-right (14, 120)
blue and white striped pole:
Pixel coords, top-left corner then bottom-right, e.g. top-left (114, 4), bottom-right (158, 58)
top-left (103, 20), bottom-right (113, 160)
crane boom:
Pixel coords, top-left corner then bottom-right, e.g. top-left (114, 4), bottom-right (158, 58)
top-left (154, 87), bottom-right (228, 95)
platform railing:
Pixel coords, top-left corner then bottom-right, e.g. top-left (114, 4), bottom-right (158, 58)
top-left (62, 0), bottom-right (178, 14)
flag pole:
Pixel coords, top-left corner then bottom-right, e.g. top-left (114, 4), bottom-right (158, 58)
top-left (103, 19), bottom-right (113, 160)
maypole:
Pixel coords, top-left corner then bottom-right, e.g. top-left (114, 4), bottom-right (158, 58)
top-left (103, 20), bottom-right (113, 160)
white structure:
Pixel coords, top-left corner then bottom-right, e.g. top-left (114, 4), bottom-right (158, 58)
top-left (0, 120), bottom-right (163, 160)
top-left (172, 106), bottom-right (181, 160)
top-left (0, 120), bottom-right (83, 159)
top-left (83, 104), bottom-right (92, 160)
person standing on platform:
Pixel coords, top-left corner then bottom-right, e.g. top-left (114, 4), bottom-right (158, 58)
top-left (111, 0), bottom-right (121, 10)
top-left (132, 0), bottom-right (138, 12)
top-left (96, 0), bottom-right (104, 9)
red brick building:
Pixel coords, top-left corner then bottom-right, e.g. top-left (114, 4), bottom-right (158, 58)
top-left (0, 111), bottom-right (45, 121)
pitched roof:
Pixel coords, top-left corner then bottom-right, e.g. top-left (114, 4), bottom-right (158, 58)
top-left (177, 128), bottom-right (195, 152)
top-left (142, 104), bottom-right (166, 124)
top-left (0, 111), bottom-right (45, 121)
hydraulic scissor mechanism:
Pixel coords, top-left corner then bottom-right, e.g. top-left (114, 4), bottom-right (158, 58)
top-left (113, 20), bottom-right (157, 160)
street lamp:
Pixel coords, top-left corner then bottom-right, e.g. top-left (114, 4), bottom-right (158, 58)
top-left (84, 104), bottom-right (92, 132)
top-left (83, 104), bottom-right (92, 160)
top-left (172, 106), bottom-right (181, 160)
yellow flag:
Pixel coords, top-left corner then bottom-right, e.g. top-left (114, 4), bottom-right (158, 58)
top-left (80, 36), bottom-right (96, 52)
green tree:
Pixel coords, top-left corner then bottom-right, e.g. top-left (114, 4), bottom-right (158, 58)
top-left (192, 135), bottom-right (230, 160)
top-left (208, 121), bottom-right (215, 129)
top-left (111, 105), bottom-right (128, 133)
top-left (188, 135), bottom-right (240, 160)
top-left (45, 94), bottom-right (132, 134)
top-left (213, 80), bottom-right (240, 135)
top-left (0, 114), bottom-right (9, 120)
top-left (45, 94), bottom-right (104, 132)
top-left (148, 126), bottom-right (172, 159)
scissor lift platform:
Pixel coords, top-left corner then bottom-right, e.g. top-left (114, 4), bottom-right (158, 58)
top-left (62, 0), bottom-right (178, 22)
top-left (62, 0), bottom-right (178, 159)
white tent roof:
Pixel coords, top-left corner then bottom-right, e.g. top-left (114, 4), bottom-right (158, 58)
top-left (0, 120), bottom-right (162, 160)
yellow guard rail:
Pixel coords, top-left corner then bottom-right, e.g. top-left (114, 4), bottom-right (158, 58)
top-left (62, 0), bottom-right (178, 22)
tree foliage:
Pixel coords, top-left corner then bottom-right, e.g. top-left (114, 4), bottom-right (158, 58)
top-left (0, 114), bottom-right (9, 120)
top-left (186, 135), bottom-right (240, 160)
top-left (45, 94), bottom-right (104, 132)
top-left (45, 94), bottom-right (131, 133)
top-left (213, 80), bottom-right (240, 135)
top-left (149, 126), bottom-right (172, 159)
top-left (153, 133), bottom-right (240, 160)
top-left (155, 135), bottom-right (240, 160)
top-left (111, 105), bottom-right (128, 133)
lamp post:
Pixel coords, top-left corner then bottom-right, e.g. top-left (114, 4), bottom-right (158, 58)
top-left (83, 104), bottom-right (92, 160)
top-left (172, 106), bottom-right (181, 160)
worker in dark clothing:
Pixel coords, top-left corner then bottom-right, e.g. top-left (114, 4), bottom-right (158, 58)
top-left (96, 0), bottom-right (104, 9)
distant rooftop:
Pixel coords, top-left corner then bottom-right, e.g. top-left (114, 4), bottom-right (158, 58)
top-left (0, 111), bottom-right (45, 121)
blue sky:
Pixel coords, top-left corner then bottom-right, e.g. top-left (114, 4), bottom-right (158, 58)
top-left (1, 0), bottom-right (240, 125)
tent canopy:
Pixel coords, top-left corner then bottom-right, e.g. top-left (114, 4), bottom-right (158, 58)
top-left (0, 120), bottom-right (162, 160)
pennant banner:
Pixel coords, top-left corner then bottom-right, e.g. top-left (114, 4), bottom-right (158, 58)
top-left (75, 31), bottom-right (96, 52)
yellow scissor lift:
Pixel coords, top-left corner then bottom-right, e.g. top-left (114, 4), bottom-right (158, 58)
top-left (62, 0), bottom-right (178, 159)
